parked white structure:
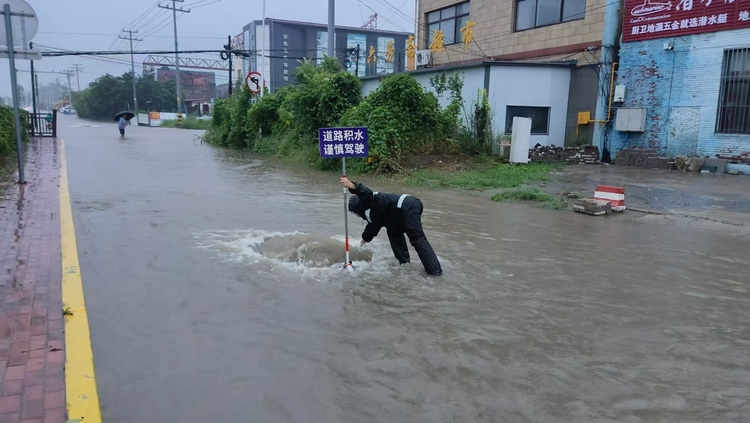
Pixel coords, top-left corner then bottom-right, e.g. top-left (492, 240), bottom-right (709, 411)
top-left (360, 61), bottom-right (573, 146)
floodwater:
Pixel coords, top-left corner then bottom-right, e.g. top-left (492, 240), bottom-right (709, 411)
top-left (60, 116), bottom-right (750, 423)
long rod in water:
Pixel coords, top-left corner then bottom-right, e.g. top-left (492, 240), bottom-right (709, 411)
top-left (343, 158), bottom-right (350, 267)
top-left (328, 0), bottom-right (348, 266)
top-left (4, 4), bottom-right (26, 184)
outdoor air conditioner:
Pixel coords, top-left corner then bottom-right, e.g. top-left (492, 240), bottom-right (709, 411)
top-left (416, 50), bottom-right (432, 67)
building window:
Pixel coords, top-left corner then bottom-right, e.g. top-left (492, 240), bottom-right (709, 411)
top-left (515, 0), bottom-right (586, 31)
top-left (716, 48), bottom-right (750, 135)
top-left (427, 2), bottom-right (470, 47)
top-left (505, 106), bottom-right (550, 135)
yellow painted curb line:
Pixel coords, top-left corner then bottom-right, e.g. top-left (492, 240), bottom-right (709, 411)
top-left (60, 139), bottom-right (103, 423)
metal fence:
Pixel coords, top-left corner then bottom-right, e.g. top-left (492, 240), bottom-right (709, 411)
top-left (26, 110), bottom-right (57, 137)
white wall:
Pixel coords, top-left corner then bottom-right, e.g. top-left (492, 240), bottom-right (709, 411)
top-left (255, 25), bottom-right (270, 86)
top-left (360, 65), bottom-right (571, 145)
top-left (360, 66), bottom-right (486, 126)
top-left (489, 66), bottom-right (571, 146)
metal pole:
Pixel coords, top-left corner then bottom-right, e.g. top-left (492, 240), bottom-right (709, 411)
top-left (342, 157), bottom-right (351, 268)
top-left (227, 35), bottom-right (232, 95)
top-left (4, 4), bottom-right (25, 184)
top-left (172, 0), bottom-right (181, 114)
top-left (34, 73), bottom-right (39, 109)
top-left (30, 42), bottom-right (37, 133)
top-left (327, 0), bottom-right (348, 267)
top-left (65, 72), bottom-right (73, 107)
top-left (260, 0), bottom-right (265, 97)
top-left (327, 0), bottom-right (335, 58)
top-left (130, 35), bottom-right (137, 112)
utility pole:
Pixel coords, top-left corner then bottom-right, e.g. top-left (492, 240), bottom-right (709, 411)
top-left (158, 0), bottom-right (190, 114)
top-left (119, 29), bottom-right (143, 113)
top-left (224, 35), bottom-right (233, 95)
top-left (70, 63), bottom-right (84, 91)
top-left (64, 71), bottom-right (73, 107)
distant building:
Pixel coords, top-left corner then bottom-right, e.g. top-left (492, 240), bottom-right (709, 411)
top-left (241, 18), bottom-right (412, 92)
top-left (157, 69), bottom-right (217, 103)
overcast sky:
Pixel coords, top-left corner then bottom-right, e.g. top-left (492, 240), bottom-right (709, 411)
top-left (1, 0), bottom-right (415, 98)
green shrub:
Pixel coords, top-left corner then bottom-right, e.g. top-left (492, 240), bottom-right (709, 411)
top-left (0, 107), bottom-right (28, 158)
top-left (340, 73), bottom-right (450, 172)
top-left (281, 58), bottom-right (361, 138)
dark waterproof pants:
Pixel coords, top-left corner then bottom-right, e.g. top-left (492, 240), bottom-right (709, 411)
top-left (386, 197), bottom-right (443, 276)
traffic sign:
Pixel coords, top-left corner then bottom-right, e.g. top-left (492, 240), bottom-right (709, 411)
top-left (246, 71), bottom-right (262, 94)
top-left (319, 127), bottom-right (369, 158)
top-left (0, 0), bottom-right (39, 48)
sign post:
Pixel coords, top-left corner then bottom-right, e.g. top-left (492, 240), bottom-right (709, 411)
top-left (318, 127), bottom-right (369, 270)
top-left (1, 0), bottom-right (40, 185)
top-left (246, 71), bottom-right (262, 94)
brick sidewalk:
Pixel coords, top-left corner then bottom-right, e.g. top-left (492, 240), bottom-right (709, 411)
top-left (0, 139), bottom-right (65, 423)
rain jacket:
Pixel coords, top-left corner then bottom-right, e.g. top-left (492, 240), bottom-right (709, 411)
top-left (348, 182), bottom-right (414, 242)
top-left (118, 117), bottom-right (127, 130)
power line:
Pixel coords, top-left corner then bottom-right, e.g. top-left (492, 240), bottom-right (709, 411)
top-left (37, 31), bottom-right (226, 40)
top-left (123, 0), bottom-right (162, 30)
top-left (139, 12), bottom-right (175, 37)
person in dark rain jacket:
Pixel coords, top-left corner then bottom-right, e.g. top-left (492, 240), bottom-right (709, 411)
top-left (341, 177), bottom-right (442, 276)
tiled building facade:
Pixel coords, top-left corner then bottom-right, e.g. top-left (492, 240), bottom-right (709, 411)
top-left (612, 0), bottom-right (750, 161)
top-left (416, 0), bottom-right (608, 64)
top-left (415, 0), bottom-right (620, 144)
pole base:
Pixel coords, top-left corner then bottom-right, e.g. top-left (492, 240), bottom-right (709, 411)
top-left (343, 261), bottom-right (353, 271)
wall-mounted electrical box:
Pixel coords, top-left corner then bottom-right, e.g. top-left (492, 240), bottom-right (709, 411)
top-left (615, 108), bottom-right (647, 132)
top-left (613, 85), bottom-right (626, 102)
top-left (577, 111), bottom-right (591, 124)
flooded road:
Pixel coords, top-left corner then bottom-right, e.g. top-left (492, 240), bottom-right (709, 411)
top-left (61, 117), bottom-right (750, 422)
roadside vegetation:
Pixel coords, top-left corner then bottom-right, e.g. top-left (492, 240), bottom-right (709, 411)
top-left (0, 106), bottom-right (28, 159)
top-left (404, 162), bottom-right (555, 190)
top-left (491, 189), bottom-right (568, 210)
top-left (202, 57), bottom-right (557, 197)
top-left (160, 117), bottom-right (212, 130)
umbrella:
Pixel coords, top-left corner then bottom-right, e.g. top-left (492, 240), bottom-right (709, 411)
top-left (114, 111), bottom-right (135, 121)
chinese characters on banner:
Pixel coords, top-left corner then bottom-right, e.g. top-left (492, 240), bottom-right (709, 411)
top-left (319, 127), bottom-right (370, 158)
top-left (623, 0), bottom-right (750, 42)
top-left (282, 33), bottom-right (290, 82)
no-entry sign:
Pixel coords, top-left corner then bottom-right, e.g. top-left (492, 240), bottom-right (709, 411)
top-left (245, 71), bottom-right (262, 94)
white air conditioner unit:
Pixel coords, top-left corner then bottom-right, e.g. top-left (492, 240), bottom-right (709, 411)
top-left (415, 50), bottom-right (432, 67)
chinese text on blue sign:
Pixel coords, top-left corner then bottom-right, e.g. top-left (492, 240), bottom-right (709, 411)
top-left (318, 127), bottom-right (369, 158)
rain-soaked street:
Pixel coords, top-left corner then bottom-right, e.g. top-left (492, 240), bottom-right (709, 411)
top-left (60, 116), bottom-right (749, 422)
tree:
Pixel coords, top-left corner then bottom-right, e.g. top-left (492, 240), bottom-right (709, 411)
top-left (73, 69), bottom-right (177, 120)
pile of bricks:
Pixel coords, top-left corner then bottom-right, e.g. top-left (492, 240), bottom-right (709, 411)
top-left (528, 145), bottom-right (600, 164)
top-left (613, 148), bottom-right (674, 169)
top-left (716, 153), bottom-right (750, 164)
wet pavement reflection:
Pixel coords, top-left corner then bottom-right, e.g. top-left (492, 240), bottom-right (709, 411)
top-left (61, 117), bottom-right (750, 422)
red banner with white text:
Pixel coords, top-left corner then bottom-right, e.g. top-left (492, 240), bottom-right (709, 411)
top-left (622, 0), bottom-right (750, 42)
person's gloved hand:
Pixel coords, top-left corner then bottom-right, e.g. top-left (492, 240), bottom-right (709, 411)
top-left (340, 177), bottom-right (356, 190)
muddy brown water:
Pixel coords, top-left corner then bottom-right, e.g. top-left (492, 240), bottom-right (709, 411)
top-left (59, 116), bottom-right (750, 423)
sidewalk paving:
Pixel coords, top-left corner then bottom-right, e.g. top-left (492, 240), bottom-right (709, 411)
top-left (0, 139), bottom-right (66, 423)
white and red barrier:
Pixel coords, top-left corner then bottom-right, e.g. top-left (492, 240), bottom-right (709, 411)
top-left (593, 185), bottom-right (626, 211)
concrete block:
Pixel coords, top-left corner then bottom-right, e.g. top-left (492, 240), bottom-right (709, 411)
top-left (703, 157), bottom-right (728, 174)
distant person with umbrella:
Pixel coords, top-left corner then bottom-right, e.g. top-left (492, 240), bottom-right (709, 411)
top-left (114, 111), bottom-right (134, 137)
